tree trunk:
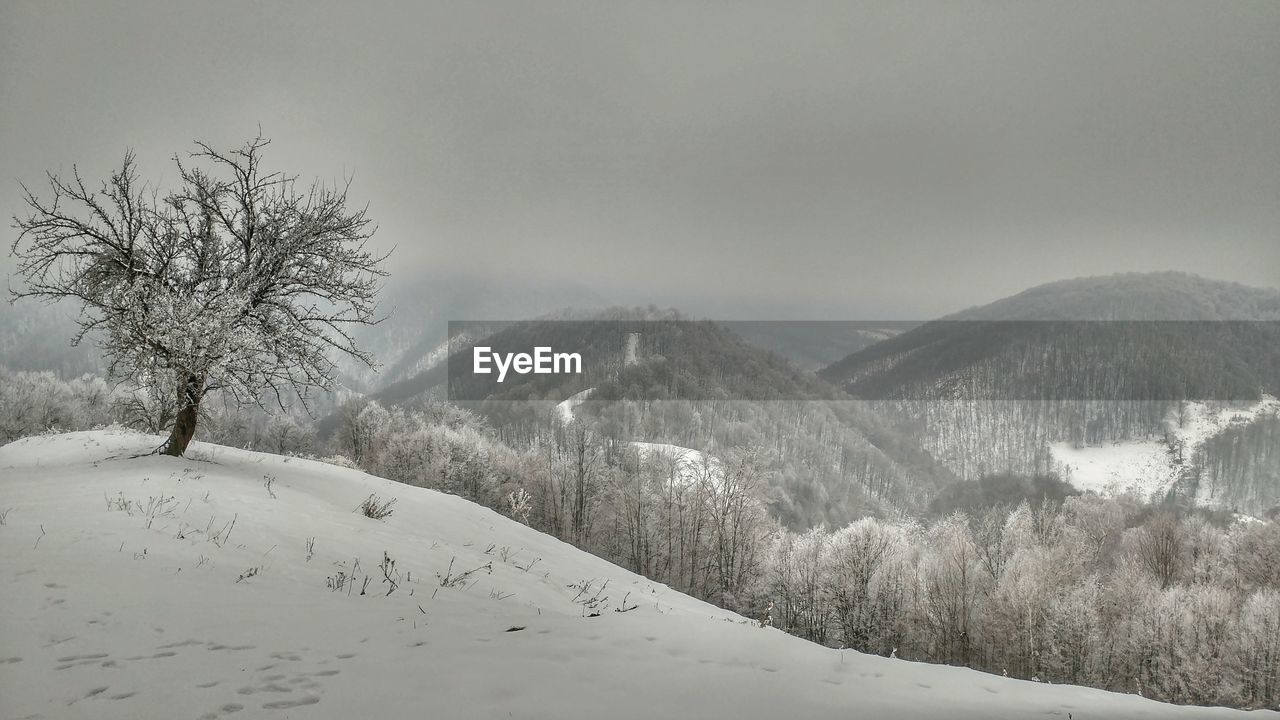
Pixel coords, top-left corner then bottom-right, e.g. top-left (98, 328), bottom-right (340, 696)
top-left (162, 375), bottom-right (203, 457)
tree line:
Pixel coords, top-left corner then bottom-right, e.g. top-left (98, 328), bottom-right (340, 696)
top-left (755, 498), bottom-right (1279, 709)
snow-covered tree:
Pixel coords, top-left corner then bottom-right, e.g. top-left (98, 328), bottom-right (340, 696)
top-left (10, 136), bottom-right (388, 455)
top-left (826, 518), bottom-right (899, 651)
top-left (919, 514), bottom-right (981, 665)
top-left (706, 449), bottom-right (771, 604)
top-left (1239, 589), bottom-right (1280, 707)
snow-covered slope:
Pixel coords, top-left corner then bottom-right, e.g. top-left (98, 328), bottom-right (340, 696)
top-left (0, 431), bottom-right (1269, 719)
top-left (1051, 395), bottom-right (1280, 501)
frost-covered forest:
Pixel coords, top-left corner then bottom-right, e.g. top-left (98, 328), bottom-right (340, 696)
top-left (4, 367), bottom-right (1277, 709)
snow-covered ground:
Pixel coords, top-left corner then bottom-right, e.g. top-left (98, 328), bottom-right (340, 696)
top-left (1052, 437), bottom-right (1177, 497)
top-left (1051, 395), bottom-right (1280, 500)
top-left (1, 431), bottom-right (1271, 719)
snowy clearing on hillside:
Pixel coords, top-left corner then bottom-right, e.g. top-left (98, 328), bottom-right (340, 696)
top-left (1052, 437), bottom-right (1179, 498)
top-left (1052, 395), bottom-right (1280, 501)
top-left (554, 387), bottom-right (595, 425)
top-left (1, 431), bottom-right (1270, 719)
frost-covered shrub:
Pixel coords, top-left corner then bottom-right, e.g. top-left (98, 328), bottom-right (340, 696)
top-left (0, 368), bottom-right (123, 441)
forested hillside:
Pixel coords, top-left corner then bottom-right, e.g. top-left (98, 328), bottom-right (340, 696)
top-left (324, 309), bottom-right (957, 527)
top-left (819, 273), bottom-right (1280, 514)
top-left (822, 273), bottom-right (1280, 401)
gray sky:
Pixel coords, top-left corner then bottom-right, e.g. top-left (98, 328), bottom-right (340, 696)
top-left (2, 0), bottom-right (1277, 318)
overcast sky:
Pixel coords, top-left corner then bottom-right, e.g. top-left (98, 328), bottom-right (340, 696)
top-left (2, 1), bottom-right (1276, 318)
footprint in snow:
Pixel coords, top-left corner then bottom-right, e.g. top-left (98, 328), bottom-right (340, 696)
top-left (158, 639), bottom-right (203, 649)
top-left (67, 686), bottom-right (110, 704)
top-left (237, 682), bottom-right (292, 695)
top-left (123, 651), bottom-right (175, 661)
top-left (262, 696), bottom-right (320, 710)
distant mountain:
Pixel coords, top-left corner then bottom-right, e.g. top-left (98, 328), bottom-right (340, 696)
top-left (818, 272), bottom-right (1280, 515)
top-left (946, 271), bottom-right (1280, 321)
top-left (821, 272), bottom-right (1280, 401)
top-left (446, 310), bottom-right (845, 405)
top-left (346, 309), bottom-right (861, 413)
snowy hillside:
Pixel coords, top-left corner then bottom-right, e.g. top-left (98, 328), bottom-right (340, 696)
top-left (0, 431), bottom-right (1270, 719)
top-left (1052, 395), bottom-right (1280, 502)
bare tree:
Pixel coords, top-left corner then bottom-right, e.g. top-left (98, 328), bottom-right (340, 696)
top-left (567, 421), bottom-right (603, 545)
top-left (1135, 510), bottom-right (1185, 589)
top-left (609, 447), bottom-right (656, 575)
top-left (706, 448), bottom-right (770, 603)
top-left (920, 514), bottom-right (979, 665)
top-left (10, 136), bottom-right (388, 455)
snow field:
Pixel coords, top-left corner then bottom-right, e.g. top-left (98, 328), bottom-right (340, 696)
top-left (1051, 395), bottom-right (1280, 501)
